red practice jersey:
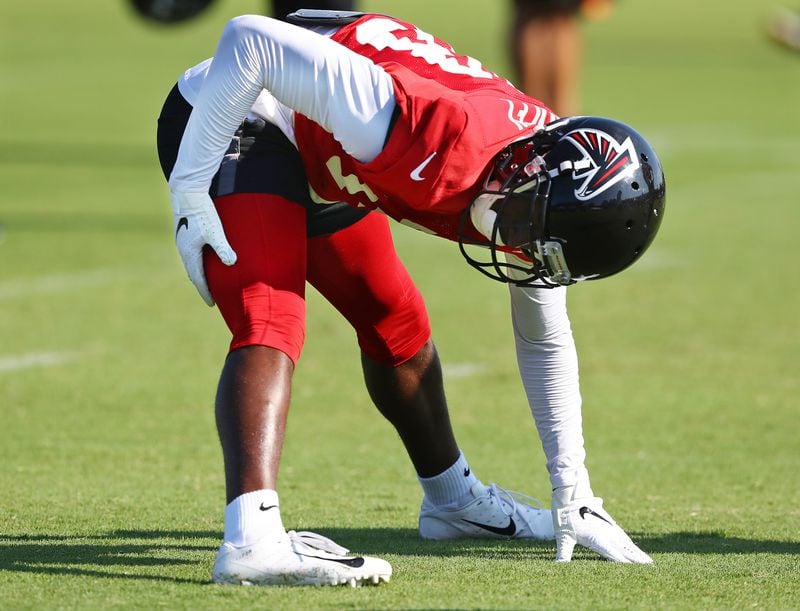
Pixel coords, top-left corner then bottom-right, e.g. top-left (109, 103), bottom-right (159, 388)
top-left (293, 14), bottom-right (558, 241)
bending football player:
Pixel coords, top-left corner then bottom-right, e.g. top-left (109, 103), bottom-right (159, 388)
top-left (157, 10), bottom-right (664, 586)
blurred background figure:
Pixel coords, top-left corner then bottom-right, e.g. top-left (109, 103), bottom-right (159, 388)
top-left (767, 6), bottom-right (800, 52)
top-left (510, 0), bottom-right (612, 116)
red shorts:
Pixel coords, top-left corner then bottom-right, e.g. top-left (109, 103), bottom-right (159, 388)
top-left (204, 193), bottom-right (431, 366)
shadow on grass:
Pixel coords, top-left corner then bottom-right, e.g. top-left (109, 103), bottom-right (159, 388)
top-left (0, 529), bottom-right (797, 583)
top-left (638, 531), bottom-right (800, 556)
top-left (314, 528), bottom-right (800, 558)
top-left (0, 530), bottom-right (218, 584)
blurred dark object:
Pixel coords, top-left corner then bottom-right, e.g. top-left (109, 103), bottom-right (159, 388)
top-left (270, 1), bottom-right (355, 21)
top-left (128, 0), bottom-right (216, 24)
top-left (767, 7), bottom-right (800, 52)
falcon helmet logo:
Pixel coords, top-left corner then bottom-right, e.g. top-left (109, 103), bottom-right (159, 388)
top-left (563, 128), bottom-right (640, 201)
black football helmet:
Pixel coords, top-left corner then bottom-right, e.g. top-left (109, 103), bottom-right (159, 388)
top-left (458, 116), bottom-right (666, 287)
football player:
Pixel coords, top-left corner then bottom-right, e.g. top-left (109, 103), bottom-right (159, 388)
top-left (158, 10), bottom-right (664, 586)
top-left (510, 0), bottom-right (614, 115)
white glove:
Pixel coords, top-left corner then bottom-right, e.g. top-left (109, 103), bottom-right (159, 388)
top-left (170, 191), bottom-right (237, 306)
top-left (470, 180), bottom-right (503, 241)
top-left (552, 484), bottom-right (653, 564)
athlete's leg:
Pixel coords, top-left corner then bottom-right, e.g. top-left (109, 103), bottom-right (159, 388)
top-left (361, 340), bottom-right (456, 477)
top-left (306, 213), bottom-right (458, 477)
top-left (205, 193), bottom-right (307, 503)
top-left (307, 213), bottom-right (554, 540)
top-left (159, 85), bottom-right (392, 584)
top-left (214, 347), bottom-right (293, 499)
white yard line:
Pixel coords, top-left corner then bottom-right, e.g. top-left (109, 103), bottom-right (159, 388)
top-left (442, 362), bottom-right (484, 379)
top-left (0, 350), bottom-right (81, 373)
top-left (0, 267), bottom-right (129, 301)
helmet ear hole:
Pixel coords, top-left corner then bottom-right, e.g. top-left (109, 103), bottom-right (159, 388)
top-left (625, 219), bottom-right (634, 230)
top-left (631, 181), bottom-right (640, 190)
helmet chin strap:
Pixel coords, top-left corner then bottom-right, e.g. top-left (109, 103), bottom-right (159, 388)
top-left (532, 241), bottom-right (573, 285)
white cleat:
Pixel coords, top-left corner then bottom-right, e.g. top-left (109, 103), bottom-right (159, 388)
top-left (552, 485), bottom-right (652, 564)
top-left (212, 530), bottom-right (392, 587)
top-left (419, 482), bottom-right (555, 540)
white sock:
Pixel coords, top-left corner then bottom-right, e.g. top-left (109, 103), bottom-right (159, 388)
top-left (418, 451), bottom-right (478, 508)
top-left (223, 489), bottom-right (285, 547)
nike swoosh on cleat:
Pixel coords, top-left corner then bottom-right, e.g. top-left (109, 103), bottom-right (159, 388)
top-left (579, 506), bottom-right (613, 525)
top-left (175, 216), bottom-right (189, 237)
top-left (300, 554), bottom-right (366, 568)
top-left (410, 152), bottom-right (437, 181)
top-left (259, 503), bottom-right (278, 511)
top-left (462, 517), bottom-right (517, 536)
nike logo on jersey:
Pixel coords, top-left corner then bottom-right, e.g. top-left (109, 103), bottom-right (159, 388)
top-left (462, 517), bottom-right (517, 537)
top-left (410, 152), bottom-right (437, 181)
top-left (579, 506), bottom-right (613, 525)
top-left (175, 216), bottom-right (189, 237)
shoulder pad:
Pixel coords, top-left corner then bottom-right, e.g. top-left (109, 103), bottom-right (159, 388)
top-left (285, 9), bottom-right (367, 26)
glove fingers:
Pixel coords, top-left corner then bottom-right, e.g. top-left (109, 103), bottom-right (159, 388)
top-left (203, 216), bottom-right (237, 266)
top-left (582, 522), bottom-right (653, 564)
top-left (555, 533), bottom-right (576, 562)
top-left (564, 504), bottom-right (654, 564)
top-left (620, 540), bottom-right (653, 564)
top-left (604, 523), bottom-right (653, 564)
top-left (184, 248), bottom-right (215, 307)
top-left (211, 238), bottom-right (237, 267)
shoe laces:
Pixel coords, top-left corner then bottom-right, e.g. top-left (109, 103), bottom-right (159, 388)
top-left (287, 530), bottom-right (350, 556)
top-left (487, 483), bottom-right (545, 532)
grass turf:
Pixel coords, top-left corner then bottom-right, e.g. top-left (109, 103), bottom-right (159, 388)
top-left (1, 0), bottom-right (799, 608)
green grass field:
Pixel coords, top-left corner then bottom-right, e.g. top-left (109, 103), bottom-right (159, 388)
top-left (2, 0), bottom-right (799, 608)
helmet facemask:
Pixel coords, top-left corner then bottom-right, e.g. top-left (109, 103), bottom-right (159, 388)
top-left (458, 138), bottom-right (575, 288)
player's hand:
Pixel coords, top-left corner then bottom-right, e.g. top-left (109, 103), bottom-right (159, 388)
top-left (470, 180), bottom-right (503, 240)
top-left (170, 191), bottom-right (237, 306)
top-left (552, 490), bottom-right (653, 564)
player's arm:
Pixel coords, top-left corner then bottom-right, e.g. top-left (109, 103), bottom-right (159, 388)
top-left (168, 14), bottom-right (396, 304)
top-left (508, 277), bottom-right (652, 563)
top-left (170, 14), bottom-right (396, 196)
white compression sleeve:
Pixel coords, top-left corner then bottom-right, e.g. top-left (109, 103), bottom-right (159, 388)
top-left (169, 14), bottom-right (396, 193)
top-left (509, 282), bottom-right (590, 490)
